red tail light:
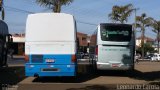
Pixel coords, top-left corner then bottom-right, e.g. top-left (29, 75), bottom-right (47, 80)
top-left (71, 55), bottom-right (76, 63)
top-left (25, 55), bottom-right (29, 62)
top-left (96, 46), bottom-right (98, 55)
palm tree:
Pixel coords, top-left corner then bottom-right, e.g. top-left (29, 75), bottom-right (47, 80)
top-left (0, 0), bottom-right (4, 20)
top-left (36, 0), bottom-right (73, 13)
top-left (108, 4), bottom-right (134, 24)
top-left (136, 13), bottom-right (154, 59)
top-left (151, 20), bottom-right (160, 53)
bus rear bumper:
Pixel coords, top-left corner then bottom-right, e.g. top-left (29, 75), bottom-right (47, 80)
top-left (96, 62), bottom-right (134, 70)
top-left (26, 72), bottom-right (75, 77)
top-left (25, 64), bottom-right (76, 77)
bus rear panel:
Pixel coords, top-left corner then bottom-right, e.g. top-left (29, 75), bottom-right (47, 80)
top-left (90, 23), bottom-right (135, 70)
top-left (25, 13), bottom-right (77, 77)
top-left (25, 54), bottom-right (76, 76)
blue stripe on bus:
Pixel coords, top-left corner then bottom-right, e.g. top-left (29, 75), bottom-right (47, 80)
top-left (28, 54), bottom-right (75, 64)
top-left (25, 54), bottom-right (77, 76)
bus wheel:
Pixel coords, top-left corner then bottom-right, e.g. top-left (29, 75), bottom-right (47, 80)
top-left (93, 60), bottom-right (97, 73)
top-left (0, 55), bottom-right (2, 66)
top-left (34, 73), bottom-right (39, 78)
top-left (125, 68), bottom-right (135, 76)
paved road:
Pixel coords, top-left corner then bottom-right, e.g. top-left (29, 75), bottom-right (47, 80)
top-left (20, 61), bottom-right (160, 90)
top-left (1, 58), bottom-right (160, 90)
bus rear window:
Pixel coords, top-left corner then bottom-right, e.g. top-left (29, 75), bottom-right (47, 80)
top-left (100, 25), bottom-right (132, 41)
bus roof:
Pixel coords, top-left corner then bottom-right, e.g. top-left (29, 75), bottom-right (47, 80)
top-left (99, 23), bottom-right (132, 27)
top-left (25, 13), bottom-right (76, 42)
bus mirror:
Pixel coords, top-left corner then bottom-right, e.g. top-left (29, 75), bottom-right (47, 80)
top-left (10, 37), bottom-right (13, 42)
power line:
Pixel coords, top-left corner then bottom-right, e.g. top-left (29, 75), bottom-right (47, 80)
top-left (4, 6), bottom-right (98, 26)
top-left (4, 5), bottom-right (35, 14)
top-left (21, 0), bottom-right (36, 5)
top-left (77, 20), bottom-right (97, 26)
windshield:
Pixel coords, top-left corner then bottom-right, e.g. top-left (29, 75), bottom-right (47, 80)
top-left (100, 24), bottom-right (132, 41)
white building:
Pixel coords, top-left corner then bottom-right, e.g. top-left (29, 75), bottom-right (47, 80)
top-left (136, 36), bottom-right (155, 47)
top-left (11, 34), bottom-right (25, 55)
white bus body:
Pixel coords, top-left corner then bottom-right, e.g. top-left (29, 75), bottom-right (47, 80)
top-left (25, 13), bottom-right (77, 76)
top-left (90, 23), bottom-right (135, 70)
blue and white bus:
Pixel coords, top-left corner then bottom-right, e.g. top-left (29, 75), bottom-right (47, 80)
top-left (89, 23), bottom-right (135, 70)
top-left (25, 13), bottom-right (77, 77)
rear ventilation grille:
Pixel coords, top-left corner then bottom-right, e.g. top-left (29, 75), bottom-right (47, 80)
top-left (31, 55), bottom-right (43, 63)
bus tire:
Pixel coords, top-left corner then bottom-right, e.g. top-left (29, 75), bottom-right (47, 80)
top-left (92, 60), bottom-right (97, 73)
top-left (2, 49), bottom-right (7, 66)
top-left (0, 54), bottom-right (2, 66)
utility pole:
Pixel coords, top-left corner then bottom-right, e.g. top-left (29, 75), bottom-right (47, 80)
top-left (134, 8), bottom-right (139, 56)
top-left (0, 0), bottom-right (4, 20)
top-left (0, 0), bottom-right (2, 10)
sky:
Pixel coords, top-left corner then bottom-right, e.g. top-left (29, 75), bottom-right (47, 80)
top-left (3, 0), bottom-right (160, 39)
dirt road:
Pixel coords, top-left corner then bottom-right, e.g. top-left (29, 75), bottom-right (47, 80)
top-left (16, 61), bottom-right (160, 90)
top-left (1, 61), bottom-right (160, 90)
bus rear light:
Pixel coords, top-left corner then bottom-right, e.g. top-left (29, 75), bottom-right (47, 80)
top-left (96, 46), bottom-right (98, 55)
top-left (25, 55), bottom-right (29, 62)
top-left (71, 55), bottom-right (76, 63)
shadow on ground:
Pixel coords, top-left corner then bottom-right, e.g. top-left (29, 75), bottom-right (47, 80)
top-left (97, 70), bottom-right (160, 81)
top-left (1, 60), bottom-right (159, 85)
top-left (66, 85), bottom-right (113, 90)
top-left (130, 70), bottom-right (160, 81)
top-left (33, 64), bottom-right (160, 84)
top-left (0, 66), bottom-right (26, 85)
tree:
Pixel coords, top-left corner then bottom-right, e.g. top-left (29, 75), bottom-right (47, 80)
top-left (151, 20), bottom-right (160, 53)
top-left (108, 4), bottom-right (134, 24)
top-left (36, 0), bottom-right (73, 13)
top-left (136, 42), bottom-right (155, 56)
top-left (0, 0), bottom-right (4, 20)
top-left (136, 13), bottom-right (154, 59)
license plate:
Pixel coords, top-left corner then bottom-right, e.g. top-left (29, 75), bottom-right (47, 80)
top-left (42, 68), bottom-right (59, 72)
top-left (112, 63), bottom-right (120, 67)
top-left (46, 59), bottom-right (55, 63)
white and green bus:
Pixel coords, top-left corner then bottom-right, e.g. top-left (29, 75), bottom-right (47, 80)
top-left (89, 23), bottom-right (135, 70)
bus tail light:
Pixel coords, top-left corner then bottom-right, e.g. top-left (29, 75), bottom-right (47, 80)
top-left (96, 46), bottom-right (98, 55)
top-left (25, 55), bottom-right (29, 62)
top-left (71, 55), bottom-right (76, 63)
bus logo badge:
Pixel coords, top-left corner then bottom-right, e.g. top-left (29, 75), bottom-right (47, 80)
top-left (46, 59), bottom-right (55, 63)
